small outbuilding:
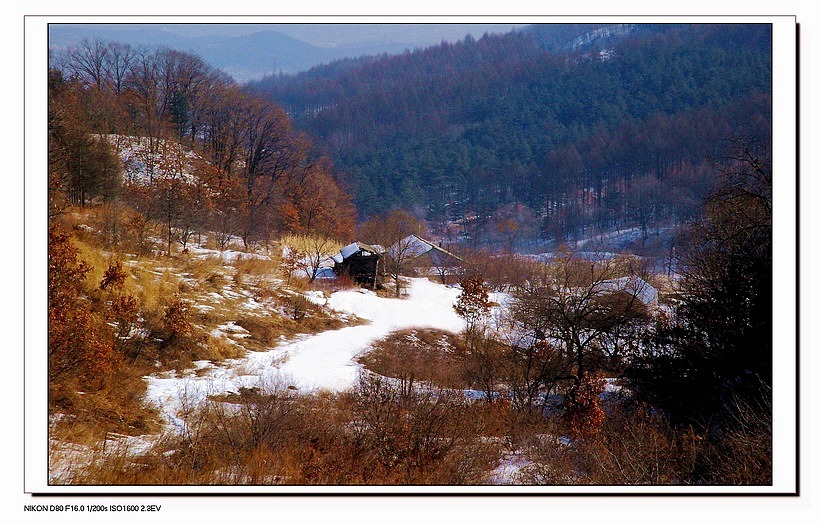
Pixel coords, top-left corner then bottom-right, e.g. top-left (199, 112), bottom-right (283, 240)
top-left (332, 242), bottom-right (384, 288)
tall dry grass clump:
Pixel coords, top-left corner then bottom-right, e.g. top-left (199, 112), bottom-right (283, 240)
top-left (279, 233), bottom-right (343, 283)
top-left (230, 253), bottom-right (280, 279)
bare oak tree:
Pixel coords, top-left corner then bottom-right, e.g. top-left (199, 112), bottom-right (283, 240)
top-left (511, 251), bottom-right (651, 410)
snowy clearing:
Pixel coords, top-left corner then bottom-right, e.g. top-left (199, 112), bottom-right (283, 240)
top-left (144, 278), bottom-right (466, 430)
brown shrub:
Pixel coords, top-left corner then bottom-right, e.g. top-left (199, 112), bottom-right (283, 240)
top-left (577, 402), bottom-right (698, 485)
top-left (517, 400), bottom-right (701, 486)
top-left (346, 373), bottom-right (496, 484)
top-left (64, 376), bottom-right (501, 486)
top-left (48, 225), bottom-right (120, 389)
top-left (563, 374), bottom-right (607, 439)
top-left (164, 296), bottom-right (194, 340)
top-left (697, 393), bottom-right (772, 485)
top-left (358, 329), bottom-right (469, 392)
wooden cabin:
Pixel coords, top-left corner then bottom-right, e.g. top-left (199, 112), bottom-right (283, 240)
top-left (332, 242), bottom-right (384, 288)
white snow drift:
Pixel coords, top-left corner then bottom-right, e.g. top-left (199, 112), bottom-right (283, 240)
top-left (144, 278), bottom-right (465, 429)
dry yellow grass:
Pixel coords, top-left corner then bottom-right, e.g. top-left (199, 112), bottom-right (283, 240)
top-left (48, 206), bottom-right (394, 486)
top-left (50, 367), bottom-right (162, 445)
top-left (180, 253), bottom-right (226, 278)
top-left (231, 254), bottom-right (280, 277)
top-left (129, 265), bottom-right (180, 317)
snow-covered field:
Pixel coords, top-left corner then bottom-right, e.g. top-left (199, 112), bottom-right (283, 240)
top-left (144, 278), bottom-right (466, 430)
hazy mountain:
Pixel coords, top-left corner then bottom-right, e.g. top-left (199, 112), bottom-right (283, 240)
top-left (262, 23), bottom-right (527, 49)
top-left (48, 23), bottom-right (525, 82)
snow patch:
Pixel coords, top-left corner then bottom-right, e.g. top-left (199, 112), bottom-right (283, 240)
top-left (143, 278), bottom-right (466, 430)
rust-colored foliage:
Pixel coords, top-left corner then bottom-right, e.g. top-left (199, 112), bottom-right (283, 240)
top-left (164, 296), bottom-right (193, 340)
top-left (454, 277), bottom-right (492, 332)
top-left (564, 374), bottom-right (607, 439)
top-left (112, 294), bottom-right (139, 330)
top-left (49, 225), bottom-right (117, 386)
top-left (99, 260), bottom-right (127, 291)
top-left (279, 202), bottom-right (302, 233)
top-left (99, 261), bottom-right (140, 354)
top-left (48, 226), bottom-right (91, 300)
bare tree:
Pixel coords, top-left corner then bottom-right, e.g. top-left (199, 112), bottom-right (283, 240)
top-left (282, 234), bottom-right (343, 283)
top-left (358, 210), bottom-right (426, 297)
top-left (176, 170), bottom-right (211, 251)
top-left (627, 174), bottom-right (663, 246)
top-left (488, 202), bottom-right (539, 252)
top-left (63, 38), bottom-right (109, 89)
top-left (198, 82), bottom-right (244, 174)
top-left (150, 139), bottom-right (192, 256)
top-left (200, 162), bottom-right (243, 251)
top-left (512, 251), bottom-right (651, 400)
top-left (105, 41), bottom-right (136, 94)
top-left (125, 46), bottom-right (165, 177)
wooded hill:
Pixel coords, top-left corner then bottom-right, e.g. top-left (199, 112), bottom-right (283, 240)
top-left (50, 43), bottom-right (357, 252)
top-left (249, 23), bottom-right (772, 250)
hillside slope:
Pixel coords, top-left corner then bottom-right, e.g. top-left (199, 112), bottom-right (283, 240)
top-left (250, 23), bottom-right (772, 249)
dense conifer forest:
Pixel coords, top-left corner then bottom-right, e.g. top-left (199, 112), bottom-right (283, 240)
top-left (249, 23), bottom-right (771, 249)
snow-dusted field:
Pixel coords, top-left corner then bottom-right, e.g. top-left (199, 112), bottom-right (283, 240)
top-left (144, 278), bottom-right (466, 429)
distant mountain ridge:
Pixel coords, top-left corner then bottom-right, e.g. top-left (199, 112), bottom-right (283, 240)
top-left (48, 25), bottom-right (373, 81)
top-left (48, 23), bottom-right (524, 82)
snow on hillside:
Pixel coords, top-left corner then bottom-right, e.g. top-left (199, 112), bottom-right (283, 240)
top-left (99, 134), bottom-right (200, 184)
top-left (568, 23), bottom-right (635, 51)
top-left (144, 278), bottom-right (466, 431)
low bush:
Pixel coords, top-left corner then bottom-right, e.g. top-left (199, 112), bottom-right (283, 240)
top-left (65, 374), bottom-right (501, 485)
top-left (358, 329), bottom-right (469, 392)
